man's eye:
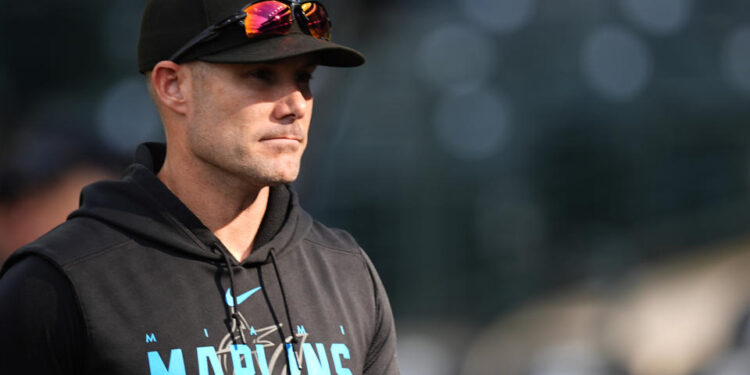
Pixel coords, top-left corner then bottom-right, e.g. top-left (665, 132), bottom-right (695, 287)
top-left (249, 69), bottom-right (273, 82)
top-left (297, 72), bottom-right (313, 84)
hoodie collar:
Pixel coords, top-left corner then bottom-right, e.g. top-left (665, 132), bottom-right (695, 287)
top-left (71, 142), bottom-right (311, 265)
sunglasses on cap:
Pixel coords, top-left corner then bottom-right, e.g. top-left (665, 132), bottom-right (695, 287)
top-left (169, 0), bottom-right (332, 62)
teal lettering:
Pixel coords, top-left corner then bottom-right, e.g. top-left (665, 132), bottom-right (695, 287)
top-left (197, 346), bottom-right (224, 375)
top-left (302, 343), bottom-right (331, 375)
top-left (146, 333), bottom-right (157, 343)
top-left (230, 345), bottom-right (255, 375)
top-left (255, 344), bottom-right (270, 375)
top-left (250, 326), bottom-right (258, 336)
top-left (286, 343), bottom-right (301, 375)
top-left (331, 344), bottom-right (352, 375)
top-left (147, 349), bottom-right (186, 375)
top-left (296, 325), bottom-right (307, 335)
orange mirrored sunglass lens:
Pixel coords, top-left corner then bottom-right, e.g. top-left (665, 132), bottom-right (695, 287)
top-left (301, 2), bottom-right (330, 40)
top-left (243, 1), bottom-right (293, 37)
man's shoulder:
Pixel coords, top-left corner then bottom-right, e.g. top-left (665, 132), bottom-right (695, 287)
top-left (303, 219), bottom-right (362, 255)
top-left (3, 216), bottom-right (132, 272)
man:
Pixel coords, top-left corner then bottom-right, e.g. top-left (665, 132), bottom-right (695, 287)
top-left (0, 0), bottom-right (399, 374)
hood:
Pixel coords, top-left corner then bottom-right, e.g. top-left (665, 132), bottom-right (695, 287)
top-left (69, 142), bottom-right (313, 266)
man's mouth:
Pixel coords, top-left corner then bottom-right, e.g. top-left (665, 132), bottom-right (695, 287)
top-left (260, 132), bottom-right (304, 142)
top-left (259, 134), bottom-right (304, 150)
top-left (260, 136), bottom-right (302, 143)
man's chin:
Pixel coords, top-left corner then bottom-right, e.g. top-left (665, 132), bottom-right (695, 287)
top-left (230, 158), bottom-right (301, 187)
top-left (263, 177), bottom-right (296, 187)
top-left (256, 169), bottom-right (300, 187)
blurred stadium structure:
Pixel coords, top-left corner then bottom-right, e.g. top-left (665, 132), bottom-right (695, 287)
top-left (2, 0), bottom-right (750, 373)
top-left (0, 129), bottom-right (124, 261)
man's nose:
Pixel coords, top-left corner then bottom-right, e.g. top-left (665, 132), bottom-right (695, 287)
top-left (273, 85), bottom-right (308, 123)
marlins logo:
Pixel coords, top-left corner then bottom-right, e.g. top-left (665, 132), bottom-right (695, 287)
top-left (145, 286), bottom-right (354, 375)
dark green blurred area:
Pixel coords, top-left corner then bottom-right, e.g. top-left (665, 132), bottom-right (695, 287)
top-left (2, 0), bottom-right (750, 328)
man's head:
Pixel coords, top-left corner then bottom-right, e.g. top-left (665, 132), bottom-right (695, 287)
top-left (149, 56), bottom-right (317, 186)
top-left (138, 0), bottom-right (364, 186)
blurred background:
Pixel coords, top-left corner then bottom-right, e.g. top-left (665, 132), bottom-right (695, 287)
top-left (2, 0), bottom-right (750, 374)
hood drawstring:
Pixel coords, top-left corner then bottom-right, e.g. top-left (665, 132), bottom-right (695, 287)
top-left (217, 245), bottom-right (300, 373)
top-left (271, 248), bottom-right (302, 373)
top-left (217, 245), bottom-right (247, 345)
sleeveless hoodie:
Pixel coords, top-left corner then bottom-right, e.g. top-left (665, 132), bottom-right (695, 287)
top-left (0, 143), bottom-right (399, 375)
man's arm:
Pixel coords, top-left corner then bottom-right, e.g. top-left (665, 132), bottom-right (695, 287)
top-left (0, 255), bottom-right (86, 374)
top-left (361, 250), bottom-right (400, 375)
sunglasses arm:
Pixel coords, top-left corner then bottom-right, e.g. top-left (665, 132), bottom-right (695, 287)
top-left (168, 13), bottom-right (247, 62)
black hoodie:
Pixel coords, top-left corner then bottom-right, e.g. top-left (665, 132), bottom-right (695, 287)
top-left (0, 143), bottom-right (399, 375)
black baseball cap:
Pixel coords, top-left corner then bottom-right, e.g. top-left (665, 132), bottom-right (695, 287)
top-left (137, 0), bottom-right (365, 73)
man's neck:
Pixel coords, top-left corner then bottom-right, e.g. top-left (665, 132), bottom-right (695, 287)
top-left (157, 152), bottom-right (269, 262)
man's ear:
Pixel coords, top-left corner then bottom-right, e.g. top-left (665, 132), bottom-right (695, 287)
top-left (151, 61), bottom-right (190, 115)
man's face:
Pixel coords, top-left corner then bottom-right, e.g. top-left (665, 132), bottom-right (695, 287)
top-left (184, 55), bottom-right (318, 187)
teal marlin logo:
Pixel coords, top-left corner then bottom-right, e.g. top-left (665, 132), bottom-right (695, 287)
top-left (225, 286), bottom-right (262, 307)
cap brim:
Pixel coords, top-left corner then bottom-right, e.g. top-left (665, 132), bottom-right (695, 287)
top-left (198, 33), bottom-right (365, 67)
